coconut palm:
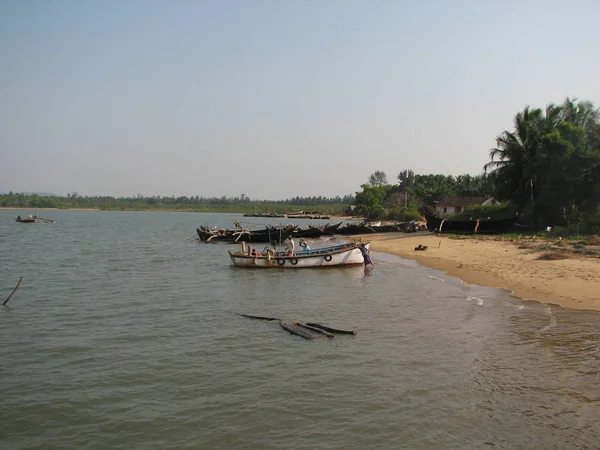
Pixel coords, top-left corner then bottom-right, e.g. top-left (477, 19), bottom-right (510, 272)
top-left (484, 106), bottom-right (544, 209)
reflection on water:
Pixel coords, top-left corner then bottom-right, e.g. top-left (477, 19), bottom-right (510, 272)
top-left (0, 210), bottom-right (599, 449)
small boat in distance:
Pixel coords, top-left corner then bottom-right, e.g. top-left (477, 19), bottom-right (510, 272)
top-left (15, 215), bottom-right (37, 223)
top-left (229, 242), bottom-right (370, 268)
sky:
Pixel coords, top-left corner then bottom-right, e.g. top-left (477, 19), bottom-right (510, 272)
top-left (1, 0), bottom-right (599, 200)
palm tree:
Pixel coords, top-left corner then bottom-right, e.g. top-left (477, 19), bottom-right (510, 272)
top-left (484, 106), bottom-right (544, 209)
top-left (397, 169), bottom-right (416, 208)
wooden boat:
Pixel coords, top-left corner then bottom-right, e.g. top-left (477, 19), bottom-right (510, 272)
top-left (422, 211), bottom-right (518, 234)
top-left (197, 226), bottom-right (294, 243)
top-left (15, 215), bottom-right (36, 223)
top-left (289, 221), bottom-right (343, 239)
top-left (321, 221), bottom-right (343, 235)
top-left (290, 227), bottom-right (323, 239)
top-left (229, 242), bottom-right (370, 268)
top-left (336, 222), bottom-right (407, 235)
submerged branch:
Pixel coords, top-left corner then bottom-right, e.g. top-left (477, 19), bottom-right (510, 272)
top-left (2, 277), bottom-right (24, 306)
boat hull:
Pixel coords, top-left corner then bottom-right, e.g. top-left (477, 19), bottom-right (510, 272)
top-left (422, 212), bottom-right (517, 234)
top-left (229, 243), bottom-right (369, 268)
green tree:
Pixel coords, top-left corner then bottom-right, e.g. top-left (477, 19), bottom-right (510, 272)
top-left (368, 171), bottom-right (388, 187)
top-left (355, 184), bottom-right (388, 220)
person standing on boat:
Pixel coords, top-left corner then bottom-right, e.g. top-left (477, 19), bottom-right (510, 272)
top-left (359, 244), bottom-right (373, 267)
top-left (299, 238), bottom-right (310, 251)
top-left (286, 236), bottom-right (295, 256)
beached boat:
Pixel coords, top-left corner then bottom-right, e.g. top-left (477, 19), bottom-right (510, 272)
top-left (336, 222), bottom-right (408, 235)
top-left (422, 211), bottom-right (518, 234)
top-left (229, 242), bottom-right (370, 268)
top-left (197, 225), bottom-right (294, 243)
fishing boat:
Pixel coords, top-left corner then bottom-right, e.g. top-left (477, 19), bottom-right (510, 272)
top-left (197, 224), bottom-right (295, 243)
top-left (336, 222), bottom-right (408, 235)
top-left (15, 215), bottom-right (37, 223)
top-left (422, 211), bottom-right (518, 234)
top-left (229, 242), bottom-right (370, 268)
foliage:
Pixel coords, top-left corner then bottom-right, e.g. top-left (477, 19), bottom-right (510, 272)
top-left (450, 202), bottom-right (517, 220)
top-left (368, 171), bottom-right (388, 187)
top-left (484, 98), bottom-right (600, 228)
top-left (0, 192), bottom-right (355, 215)
top-left (354, 184), bottom-right (387, 220)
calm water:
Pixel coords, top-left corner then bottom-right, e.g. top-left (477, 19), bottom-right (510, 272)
top-left (1, 210), bottom-right (599, 449)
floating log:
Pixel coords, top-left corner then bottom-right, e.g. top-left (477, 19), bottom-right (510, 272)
top-left (279, 321), bottom-right (313, 340)
top-left (305, 322), bottom-right (356, 335)
top-left (295, 321), bottom-right (334, 338)
top-left (2, 276), bottom-right (24, 306)
top-left (238, 313), bottom-right (281, 321)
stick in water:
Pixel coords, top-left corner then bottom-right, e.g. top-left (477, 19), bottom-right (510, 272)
top-left (305, 322), bottom-right (357, 335)
top-left (279, 321), bottom-right (313, 340)
top-left (238, 313), bottom-right (281, 321)
top-left (295, 321), bottom-right (335, 338)
top-left (3, 276), bottom-right (24, 306)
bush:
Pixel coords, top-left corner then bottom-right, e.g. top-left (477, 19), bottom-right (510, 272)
top-left (386, 207), bottom-right (422, 222)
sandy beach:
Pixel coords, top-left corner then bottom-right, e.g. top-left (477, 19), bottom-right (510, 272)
top-left (357, 233), bottom-right (600, 311)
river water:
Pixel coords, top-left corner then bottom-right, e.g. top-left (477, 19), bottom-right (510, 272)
top-left (1, 210), bottom-right (599, 449)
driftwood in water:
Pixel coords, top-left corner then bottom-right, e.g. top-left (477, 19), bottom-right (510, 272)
top-left (239, 313), bottom-right (354, 340)
top-left (279, 321), bottom-right (313, 340)
top-left (2, 276), bottom-right (24, 306)
top-left (305, 322), bottom-right (357, 335)
top-left (295, 321), bottom-right (335, 338)
top-left (238, 313), bottom-right (281, 321)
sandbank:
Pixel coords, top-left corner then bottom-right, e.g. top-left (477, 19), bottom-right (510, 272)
top-left (356, 233), bottom-right (600, 311)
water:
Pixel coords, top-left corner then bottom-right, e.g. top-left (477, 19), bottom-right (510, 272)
top-left (1, 210), bottom-right (599, 449)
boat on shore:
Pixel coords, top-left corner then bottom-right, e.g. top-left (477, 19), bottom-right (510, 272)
top-left (422, 211), bottom-right (518, 234)
top-left (197, 225), bottom-right (295, 243)
top-left (229, 242), bottom-right (370, 268)
top-left (337, 222), bottom-right (409, 235)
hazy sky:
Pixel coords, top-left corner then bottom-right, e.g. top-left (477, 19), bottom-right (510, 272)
top-left (1, 1), bottom-right (599, 200)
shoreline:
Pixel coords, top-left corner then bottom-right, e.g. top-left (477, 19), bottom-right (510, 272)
top-left (355, 233), bottom-right (600, 311)
top-left (0, 207), bottom-right (100, 211)
top-left (0, 207), bottom-right (362, 220)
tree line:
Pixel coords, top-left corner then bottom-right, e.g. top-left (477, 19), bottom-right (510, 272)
top-left (0, 192), bottom-right (355, 214)
top-left (355, 98), bottom-right (600, 233)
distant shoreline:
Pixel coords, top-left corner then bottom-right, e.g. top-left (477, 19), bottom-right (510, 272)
top-left (0, 207), bottom-right (100, 211)
top-left (0, 207), bottom-right (362, 220)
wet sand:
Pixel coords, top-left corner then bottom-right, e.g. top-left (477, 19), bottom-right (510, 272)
top-left (356, 232), bottom-right (600, 310)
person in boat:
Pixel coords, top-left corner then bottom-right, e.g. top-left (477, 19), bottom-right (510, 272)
top-left (299, 238), bottom-right (310, 251)
top-left (286, 236), bottom-right (295, 256)
top-left (251, 248), bottom-right (261, 263)
top-left (359, 243), bottom-right (373, 267)
top-left (17, 215), bottom-right (22, 221)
